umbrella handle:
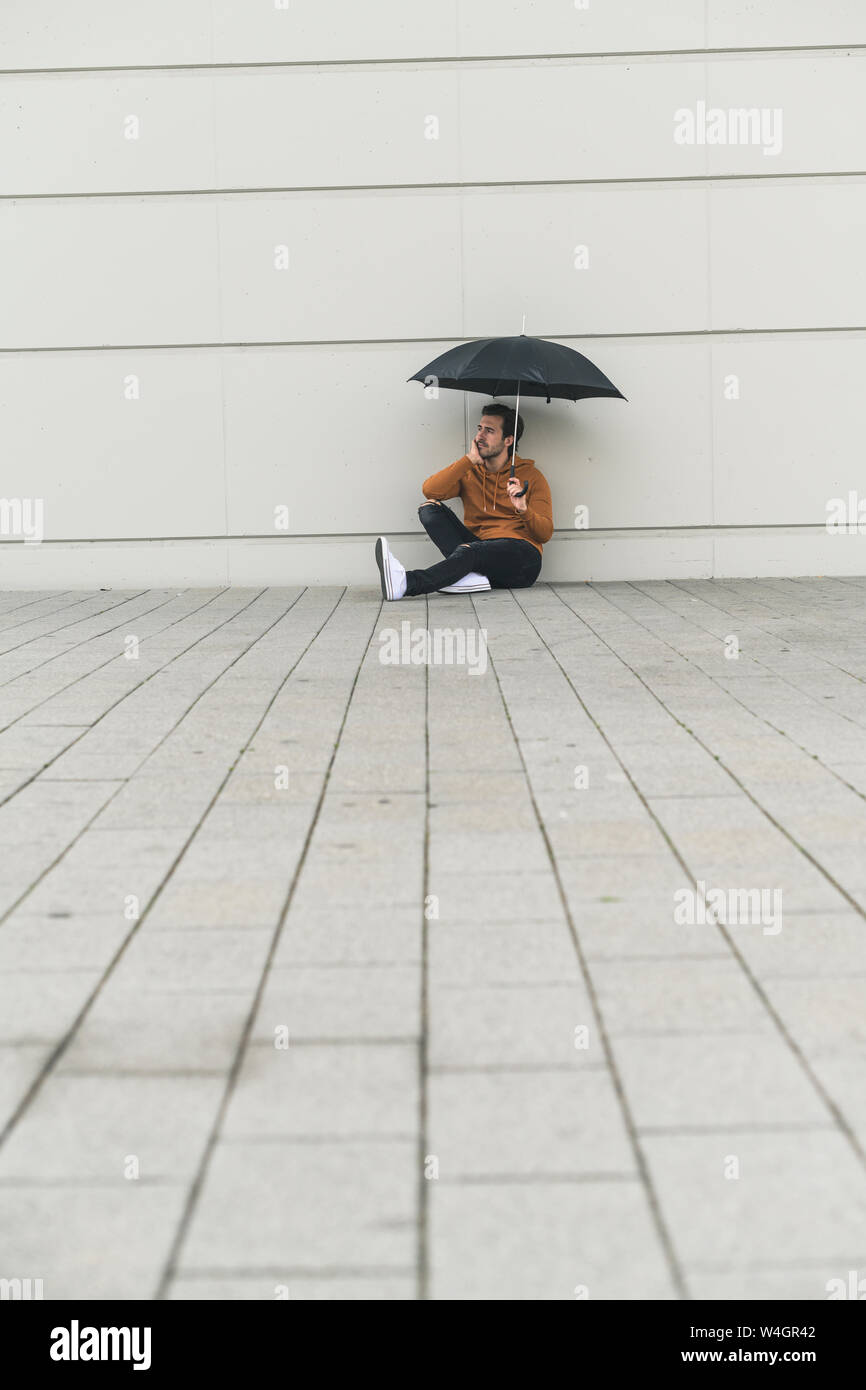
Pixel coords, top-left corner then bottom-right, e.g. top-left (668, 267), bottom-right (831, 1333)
top-left (509, 459), bottom-right (528, 498)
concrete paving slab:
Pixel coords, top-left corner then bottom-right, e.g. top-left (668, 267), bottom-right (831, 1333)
top-left (0, 1074), bottom-right (222, 1181)
top-left (177, 1139), bottom-right (416, 1272)
top-left (167, 1275), bottom-right (416, 1299)
top-left (613, 1033), bottom-right (830, 1130)
top-left (428, 1069), bottom-right (635, 1178)
top-left (251, 965), bottom-right (421, 1042)
top-left (642, 1131), bottom-right (866, 1267)
top-left (429, 982), bottom-right (597, 1068)
top-left (430, 1181), bottom-right (678, 1300)
top-left (223, 1041), bottom-right (418, 1140)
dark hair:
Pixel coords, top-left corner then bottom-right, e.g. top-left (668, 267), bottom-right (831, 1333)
top-left (480, 402), bottom-right (524, 447)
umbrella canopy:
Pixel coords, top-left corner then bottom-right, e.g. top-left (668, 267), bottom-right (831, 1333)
top-left (408, 330), bottom-right (625, 495)
top-left (407, 334), bottom-right (626, 404)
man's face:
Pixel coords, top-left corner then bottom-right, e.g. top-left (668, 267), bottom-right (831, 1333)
top-left (475, 415), bottom-right (512, 459)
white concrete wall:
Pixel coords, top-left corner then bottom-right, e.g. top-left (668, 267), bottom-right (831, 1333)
top-left (2, 3), bottom-right (866, 585)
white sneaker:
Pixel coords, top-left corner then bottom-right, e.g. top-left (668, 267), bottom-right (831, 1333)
top-left (437, 571), bottom-right (491, 594)
top-left (375, 536), bottom-right (407, 600)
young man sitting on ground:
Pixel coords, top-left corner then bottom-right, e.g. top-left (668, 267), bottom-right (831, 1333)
top-left (375, 404), bottom-right (553, 600)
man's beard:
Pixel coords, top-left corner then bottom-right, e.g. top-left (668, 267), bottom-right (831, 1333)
top-left (481, 446), bottom-right (507, 469)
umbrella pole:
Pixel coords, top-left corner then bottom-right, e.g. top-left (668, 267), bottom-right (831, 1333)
top-left (510, 380), bottom-right (528, 497)
top-left (509, 382), bottom-right (520, 479)
top-left (510, 312), bottom-right (528, 495)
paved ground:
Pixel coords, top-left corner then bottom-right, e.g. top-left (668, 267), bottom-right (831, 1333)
top-left (1, 579), bottom-right (866, 1301)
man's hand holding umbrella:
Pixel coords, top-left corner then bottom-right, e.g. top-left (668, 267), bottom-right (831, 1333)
top-left (506, 477), bottom-right (528, 513)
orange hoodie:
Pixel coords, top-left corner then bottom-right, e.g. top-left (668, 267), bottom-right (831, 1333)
top-left (421, 453), bottom-right (554, 554)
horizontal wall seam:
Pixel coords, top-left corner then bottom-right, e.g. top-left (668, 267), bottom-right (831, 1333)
top-left (3, 325), bottom-right (866, 354)
top-left (1, 43), bottom-right (865, 77)
top-left (0, 525), bottom-right (851, 546)
top-left (5, 170), bottom-right (866, 201)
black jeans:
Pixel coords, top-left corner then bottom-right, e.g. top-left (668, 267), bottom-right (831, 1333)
top-left (405, 502), bottom-right (542, 597)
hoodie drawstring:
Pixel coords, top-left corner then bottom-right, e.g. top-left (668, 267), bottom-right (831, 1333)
top-left (479, 459), bottom-right (514, 511)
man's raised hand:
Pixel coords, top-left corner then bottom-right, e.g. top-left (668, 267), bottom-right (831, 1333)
top-left (507, 477), bottom-right (528, 512)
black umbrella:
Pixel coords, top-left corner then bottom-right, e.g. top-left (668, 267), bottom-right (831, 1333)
top-left (408, 327), bottom-right (625, 494)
